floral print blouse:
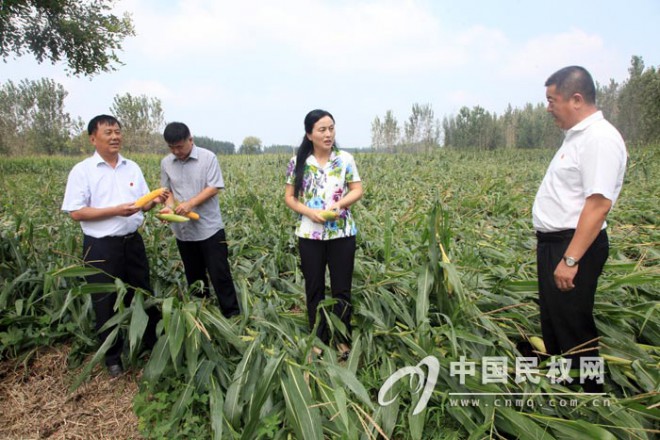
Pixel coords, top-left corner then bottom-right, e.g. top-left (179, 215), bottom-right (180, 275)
top-left (286, 148), bottom-right (361, 240)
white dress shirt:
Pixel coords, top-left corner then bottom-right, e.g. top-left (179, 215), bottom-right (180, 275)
top-left (533, 111), bottom-right (627, 233)
top-left (61, 152), bottom-right (150, 238)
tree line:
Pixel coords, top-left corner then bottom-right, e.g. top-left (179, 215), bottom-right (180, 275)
top-left (1, 57), bottom-right (657, 156)
top-left (371, 56), bottom-right (660, 150)
top-left (0, 81), bottom-right (294, 155)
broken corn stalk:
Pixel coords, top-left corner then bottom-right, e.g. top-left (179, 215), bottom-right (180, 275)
top-left (134, 187), bottom-right (166, 208)
top-left (439, 243), bottom-right (454, 294)
top-left (601, 353), bottom-right (633, 365)
top-left (156, 213), bottom-right (190, 223)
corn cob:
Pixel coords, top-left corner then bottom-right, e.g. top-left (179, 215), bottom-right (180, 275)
top-left (529, 336), bottom-right (547, 353)
top-left (156, 213), bottom-right (190, 223)
top-left (319, 210), bottom-right (338, 221)
top-left (134, 187), bottom-right (166, 208)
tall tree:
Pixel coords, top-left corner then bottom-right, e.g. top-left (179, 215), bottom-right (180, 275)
top-left (110, 93), bottom-right (164, 153)
top-left (370, 115), bottom-right (385, 151)
top-left (515, 103), bottom-right (560, 149)
top-left (0, 78), bottom-right (73, 154)
top-left (617, 56), bottom-right (660, 145)
top-left (0, 0), bottom-right (135, 76)
top-left (382, 110), bottom-right (401, 152)
top-left (596, 79), bottom-right (620, 123)
top-left (239, 136), bottom-right (262, 154)
top-left (403, 103), bottom-right (440, 152)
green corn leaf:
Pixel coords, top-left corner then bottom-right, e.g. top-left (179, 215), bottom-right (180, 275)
top-left (416, 264), bottom-right (433, 326)
top-left (325, 363), bottom-right (374, 410)
top-left (209, 377), bottom-right (225, 440)
top-left (224, 339), bottom-right (259, 427)
top-left (128, 292), bottom-right (147, 355)
top-left (143, 334), bottom-right (170, 382)
top-left (69, 326), bottom-right (119, 392)
top-left (241, 353), bottom-right (285, 440)
top-left (280, 364), bottom-right (323, 440)
top-left (167, 308), bottom-right (185, 366)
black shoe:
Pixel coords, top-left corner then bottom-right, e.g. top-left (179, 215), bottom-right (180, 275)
top-left (107, 363), bottom-right (124, 377)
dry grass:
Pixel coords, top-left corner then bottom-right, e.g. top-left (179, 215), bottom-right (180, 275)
top-left (0, 344), bottom-right (142, 440)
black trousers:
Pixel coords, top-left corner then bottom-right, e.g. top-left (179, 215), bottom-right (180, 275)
top-left (536, 229), bottom-right (608, 392)
top-left (298, 236), bottom-right (356, 344)
top-left (176, 229), bottom-right (239, 317)
top-left (83, 233), bottom-right (160, 366)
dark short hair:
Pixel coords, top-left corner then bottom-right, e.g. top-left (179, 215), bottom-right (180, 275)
top-left (163, 122), bottom-right (191, 144)
top-left (88, 115), bottom-right (121, 135)
top-left (545, 66), bottom-right (596, 105)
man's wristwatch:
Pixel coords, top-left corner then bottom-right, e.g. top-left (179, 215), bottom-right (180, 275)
top-left (563, 256), bottom-right (579, 267)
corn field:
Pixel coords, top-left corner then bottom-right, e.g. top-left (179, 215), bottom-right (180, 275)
top-left (0, 147), bottom-right (658, 439)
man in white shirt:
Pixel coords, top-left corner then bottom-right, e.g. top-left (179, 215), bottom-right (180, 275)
top-left (533, 66), bottom-right (627, 393)
top-left (62, 115), bottom-right (165, 377)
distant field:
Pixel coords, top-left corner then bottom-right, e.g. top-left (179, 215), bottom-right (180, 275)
top-left (0, 147), bottom-right (658, 439)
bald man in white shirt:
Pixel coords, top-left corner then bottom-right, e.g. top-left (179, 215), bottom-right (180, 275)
top-left (533, 66), bottom-right (627, 393)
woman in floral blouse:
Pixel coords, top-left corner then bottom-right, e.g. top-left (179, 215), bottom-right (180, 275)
top-left (285, 109), bottom-right (363, 359)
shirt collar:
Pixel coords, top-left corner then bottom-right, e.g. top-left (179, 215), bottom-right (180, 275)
top-left (567, 110), bottom-right (604, 134)
top-left (93, 151), bottom-right (127, 167)
top-left (305, 146), bottom-right (339, 167)
top-left (173, 145), bottom-right (199, 162)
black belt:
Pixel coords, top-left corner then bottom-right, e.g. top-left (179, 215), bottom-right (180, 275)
top-left (86, 232), bottom-right (138, 241)
top-left (536, 229), bottom-right (575, 242)
top-left (536, 229), bottom-right (607, 243)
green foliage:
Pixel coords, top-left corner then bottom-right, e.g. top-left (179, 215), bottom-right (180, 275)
top-left (110, 93), bottom-right (165, 154)
top-left (0, 0), bottom-right (135, 76)
top-left (195, 136), bottom-right (236, 155)
top-left (0, 149), bottom-right (658, 439)
top-left (0, 78), bottom-right (76, 155)
top-left (239, 136), bottom-right (263, 154)
top-left (372, 105), bottom-right (439, 152)
top-left (443, 105), bottom-right (505, 150)
top-left (262, 144), bottom-right (296, 154)
top-left (617, 57), bottom-right (660, 146)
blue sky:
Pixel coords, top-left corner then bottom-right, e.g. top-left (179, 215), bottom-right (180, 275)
top-left (3, 0), bottom-right (659, 148)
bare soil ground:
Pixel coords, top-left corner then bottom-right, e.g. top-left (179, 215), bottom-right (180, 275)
top-left (0, 344), bottom-right (142, 439)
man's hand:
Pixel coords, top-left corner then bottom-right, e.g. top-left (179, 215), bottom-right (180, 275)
top-left (174, 200), bottom-right (194, 216)
top-left (152, 189), bottom-right (171, 205)
top-left (117, 203), bottom-right (141, 217)
top-left (554, 260), bottom-right (578, 291)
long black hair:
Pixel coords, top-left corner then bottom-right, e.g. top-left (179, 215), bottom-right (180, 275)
top-left (293, 109), bottom-right (335, 198)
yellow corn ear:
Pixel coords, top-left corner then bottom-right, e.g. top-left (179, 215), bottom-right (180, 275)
top-left (185, 211), bottom-right (200, 220)
top-left (439, 243), bottom-right (454, 294)
top-left (529, 336), bottom-right (547, 353)
top-left (156, 213), bottom-right (190, 223)
top-left (319, 210), bottom-right (338, 221)
top-left (134, 187), bottom-right (166, 208)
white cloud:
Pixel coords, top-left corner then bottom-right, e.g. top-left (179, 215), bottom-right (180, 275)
top-left (501, 28), bottom-right (608, 79)
top-left (122, 0), bottom-right (469, 72)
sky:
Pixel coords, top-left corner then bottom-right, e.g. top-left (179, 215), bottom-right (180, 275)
top-left (3, 0), bottom-right (659, 148)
